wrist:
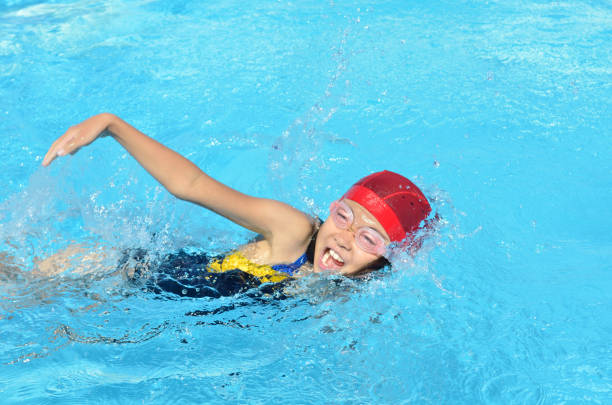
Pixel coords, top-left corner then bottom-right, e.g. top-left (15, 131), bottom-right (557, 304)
top-left (101, 113), bottom-right (121, 136)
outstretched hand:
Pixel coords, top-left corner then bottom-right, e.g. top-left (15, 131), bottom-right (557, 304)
top-left (42, 113), bottom-right (114, 167)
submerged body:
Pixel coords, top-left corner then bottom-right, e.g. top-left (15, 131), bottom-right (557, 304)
top-left (122, 249), bottom-right (301, 298)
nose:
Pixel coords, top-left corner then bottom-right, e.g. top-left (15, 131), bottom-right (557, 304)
top-left (346, 223), bottom-right (358, 234)
top-left (335, 227), bottom-right (356, 251)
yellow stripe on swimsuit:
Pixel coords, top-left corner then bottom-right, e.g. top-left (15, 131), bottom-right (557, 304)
top-left (207, 251), bottom-right (290, 283)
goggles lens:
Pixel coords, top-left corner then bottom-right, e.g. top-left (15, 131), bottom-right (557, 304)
top-left (329, 200), bottom-right (387, 256)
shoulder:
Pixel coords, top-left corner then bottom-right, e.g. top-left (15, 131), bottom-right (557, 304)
top-left (277, 210), bottom-right (318, 247)
top-left (255, 199), bottom-right (316, 241)
top-left (249, 210), bottom-right (318, 264)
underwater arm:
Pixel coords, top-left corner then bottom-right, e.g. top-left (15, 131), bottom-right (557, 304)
top-left (42, 114), bottom-right (314, 248)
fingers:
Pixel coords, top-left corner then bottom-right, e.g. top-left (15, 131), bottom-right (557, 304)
top-left (42, 114), bottom-right (111, 167)
top-left (42, 136), bottom-right (64, 166)
top-left (42, 131), bottom-right (76, 167)
top-left (42, 143), bottom-right (59, 167)
top-left (42, 136), bottom-right (62, 166)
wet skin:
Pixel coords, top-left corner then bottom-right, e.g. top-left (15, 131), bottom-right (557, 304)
top-left (312, 199), bottom-right (390, 275)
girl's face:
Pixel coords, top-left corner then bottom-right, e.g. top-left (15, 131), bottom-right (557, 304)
top-left (313, 199), bottom-right (390, 275)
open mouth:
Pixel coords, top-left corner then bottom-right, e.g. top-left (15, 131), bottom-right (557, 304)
top-left (320, 247), bottom-right (345, 271)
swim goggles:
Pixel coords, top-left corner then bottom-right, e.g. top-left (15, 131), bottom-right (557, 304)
top-left (329, 200), bottom-right (388, 256)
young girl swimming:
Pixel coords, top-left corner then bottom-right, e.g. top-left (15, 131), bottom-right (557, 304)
top-left (42, 113), bottom-right (431, 295)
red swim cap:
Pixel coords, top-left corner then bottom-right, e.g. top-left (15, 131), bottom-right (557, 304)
top-left (343, 170), bottom-right (431, 242)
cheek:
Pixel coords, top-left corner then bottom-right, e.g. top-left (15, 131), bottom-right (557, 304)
top-left (314, 222), bottom-right (330, 247)
top-left (318, 219), bottom-right (334, 234)
top-left (312, 223), bottom-right (330, 272)
top-left (340, 251), bottom-right (379, 275)
top-left (315, 220), bottom-right (335, 249)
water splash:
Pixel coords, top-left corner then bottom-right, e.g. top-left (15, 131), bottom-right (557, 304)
top-left (268, 24), bottom-right (356, 214)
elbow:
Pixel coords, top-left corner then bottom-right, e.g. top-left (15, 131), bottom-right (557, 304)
top-left (168, 188), bottom-right (186, 201)
top-left (167, 183), bottom-right (190, 201)
top-left (167, 173), bottom-right (202, 202)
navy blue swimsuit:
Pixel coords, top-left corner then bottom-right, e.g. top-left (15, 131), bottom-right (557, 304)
top-left (123, 249), bottom-right (308, 299)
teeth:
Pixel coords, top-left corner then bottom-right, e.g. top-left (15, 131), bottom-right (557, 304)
top-left (322, 250), bottom-right (330, 263)
top-left (329, 249), bottom-right (344, 263)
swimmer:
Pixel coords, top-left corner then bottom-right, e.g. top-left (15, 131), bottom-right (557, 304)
top-left (42, 113), bottom-right (431, 294)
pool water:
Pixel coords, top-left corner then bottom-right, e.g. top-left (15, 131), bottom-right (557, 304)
top-left (1, 0), bottom-right (611, 403)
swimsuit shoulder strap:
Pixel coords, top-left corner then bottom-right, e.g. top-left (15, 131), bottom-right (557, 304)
top-left (271, 252), bottom-right (308, 276)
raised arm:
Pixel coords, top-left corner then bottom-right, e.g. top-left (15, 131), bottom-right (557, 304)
top-left (44, 113), bottom-right (212, 199)
top-left (42, 114), bottom-right (314, 251)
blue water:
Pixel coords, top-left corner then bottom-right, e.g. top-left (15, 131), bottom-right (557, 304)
top-left (1, 0), bottom-right (611, 403)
